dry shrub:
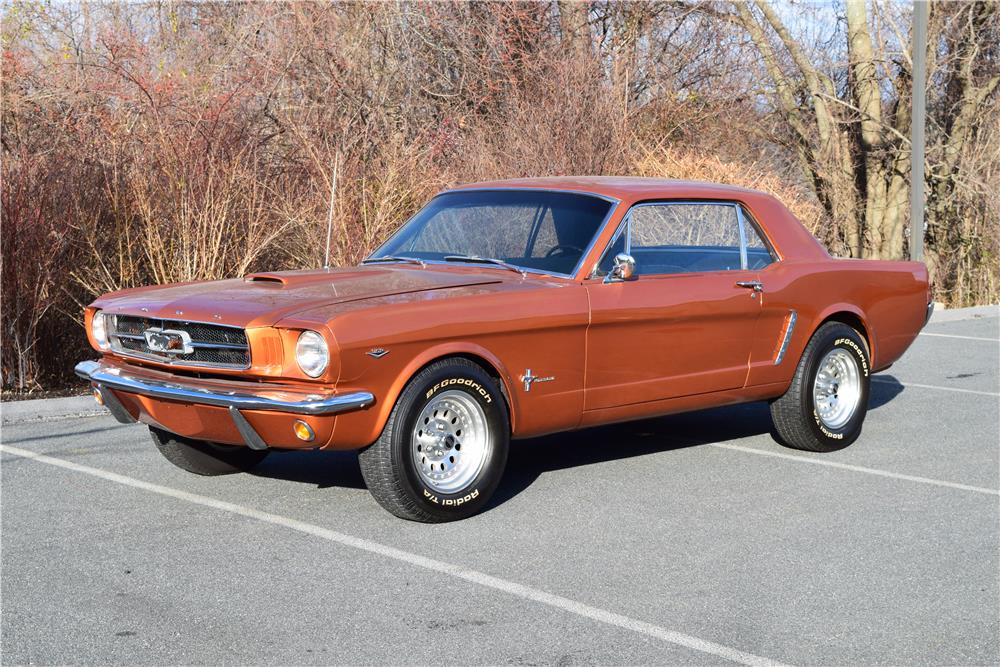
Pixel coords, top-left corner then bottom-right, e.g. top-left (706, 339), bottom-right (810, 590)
top-left (924, 106), bottom-right (1000, 306)
top-left (330, 140), bottom-right (451, 266)
top-left (2, 1), bottom-right (995, 392)
top-left (631, 146), bottom-right (825, 235)
top-left (71, 147), bottom-right (307, 296)
top-left (457, 56), bottom-right (629, 179)
top-left (1, 147), bottom-right (84, 390)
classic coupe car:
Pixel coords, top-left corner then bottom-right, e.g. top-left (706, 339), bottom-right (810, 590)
top-left (76, 177), bottom-right (931, 521)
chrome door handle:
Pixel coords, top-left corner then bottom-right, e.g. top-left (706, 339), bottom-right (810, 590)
top-left (735, 280), bottom-right (764, 292)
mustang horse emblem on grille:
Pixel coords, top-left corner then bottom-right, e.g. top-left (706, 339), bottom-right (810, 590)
top-left (143, 328), bottom-right (193, 355)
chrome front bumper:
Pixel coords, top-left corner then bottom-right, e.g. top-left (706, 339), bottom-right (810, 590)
top-left (74, 360), bottom-right (374, 449)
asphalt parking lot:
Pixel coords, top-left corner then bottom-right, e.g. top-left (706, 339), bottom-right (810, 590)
top-left (2, 309), bottom-right (998, 666)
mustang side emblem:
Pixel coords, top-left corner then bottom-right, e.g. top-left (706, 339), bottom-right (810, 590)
top-left (521, 368), bottom-right (555, 392)
top-left (144, 328), bottom-right (193, 355)
top-left (366, 347), bottom-right (389, 359)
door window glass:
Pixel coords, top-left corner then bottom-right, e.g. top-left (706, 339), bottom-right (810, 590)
top-left (629, 203), bottom-right (743, 275)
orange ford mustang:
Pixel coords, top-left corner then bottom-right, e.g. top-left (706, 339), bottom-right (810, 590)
top-left (77, 177), bottom-right (931, 521)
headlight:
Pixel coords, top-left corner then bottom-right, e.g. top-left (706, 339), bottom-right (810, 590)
top-left (91, 311), bottom-right (110, 350)
top-left (295, 330), bottom-right (329, 378)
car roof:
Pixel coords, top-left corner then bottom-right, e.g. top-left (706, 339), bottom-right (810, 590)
top-left (444, 176), bottom-right (767, 202)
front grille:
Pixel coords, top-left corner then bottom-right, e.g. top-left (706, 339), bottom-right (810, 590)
top-left (109, 315), bottom-right (250, 369)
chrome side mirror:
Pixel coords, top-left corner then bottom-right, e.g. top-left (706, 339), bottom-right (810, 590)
top-left (605, 253), bottom-right (636, 283)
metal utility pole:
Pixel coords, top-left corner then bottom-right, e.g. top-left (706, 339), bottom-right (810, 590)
top-left (910, 0), bottom-right (929, 262)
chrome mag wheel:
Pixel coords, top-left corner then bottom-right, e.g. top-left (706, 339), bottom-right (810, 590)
top-left (411, 390), bottom-right (490, 494)
top-left (813, 348), bottom-right (862, 430)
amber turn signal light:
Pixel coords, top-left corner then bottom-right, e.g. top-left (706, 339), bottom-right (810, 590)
top-left (293, 420), bottom-right (314, 442)
top-left (92, 388), bottom-right (104, 406)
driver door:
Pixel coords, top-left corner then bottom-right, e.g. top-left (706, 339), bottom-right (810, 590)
top-left (584, 201), bottom-right (764, 411)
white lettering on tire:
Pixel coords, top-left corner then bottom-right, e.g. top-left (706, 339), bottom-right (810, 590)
top-left (423, 487), bottom-right (479, 507)
top-left (426, 378), bottom-right (493, 403)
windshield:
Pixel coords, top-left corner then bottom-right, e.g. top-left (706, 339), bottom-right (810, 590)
top-left (369, 190), bottom-right (614, 276)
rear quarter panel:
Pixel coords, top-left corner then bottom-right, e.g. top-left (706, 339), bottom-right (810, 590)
top-left (747, 258), bottom-right (929, 389)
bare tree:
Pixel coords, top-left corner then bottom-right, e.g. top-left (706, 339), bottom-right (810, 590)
top-left (729, 0), bottom-right (998, 280)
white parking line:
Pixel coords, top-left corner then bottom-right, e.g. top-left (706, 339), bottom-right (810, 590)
top-left (0, 444), bottom-right (791, 667)
top-left (709, 443), bottom-right (1000, 496)
top-left (920, 333), bottom-right (999, 342)
top-left (872, 376), bottom-right (1000, 397)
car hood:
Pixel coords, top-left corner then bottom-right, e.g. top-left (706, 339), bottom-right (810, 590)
top-left (91, 266), bottom-right (505, 328)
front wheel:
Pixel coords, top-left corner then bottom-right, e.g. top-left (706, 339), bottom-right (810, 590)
top-left (770, 322), bottom-right (871, 452)
top-left (358, 358), bottom-right (509, 522)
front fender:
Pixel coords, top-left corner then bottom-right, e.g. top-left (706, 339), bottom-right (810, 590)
top-left (387, 342), bottom-right (520, 432)
top-left (327, 341), bottom-right (520, 449)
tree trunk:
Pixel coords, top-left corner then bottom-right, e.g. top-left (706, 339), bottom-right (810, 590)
top-left (558, 1), bottom-right (591, 54)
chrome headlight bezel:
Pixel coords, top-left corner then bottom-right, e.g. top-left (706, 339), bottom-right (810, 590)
top-left (295, 330), bottom-right (329, 378)
top-left (91, 311), bottom-right (111, 351)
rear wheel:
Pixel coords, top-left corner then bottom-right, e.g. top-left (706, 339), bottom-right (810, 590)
top-left (358, 358), bottom-right (509, 522)
top-left (770, 322), bottom-right (871, 452)
top-left (149, 427), bottom-right (269, 475)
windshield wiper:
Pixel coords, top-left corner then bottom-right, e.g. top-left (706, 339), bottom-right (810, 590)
top-left (361, 255), bottom-right (425, 267)
top-left (443, 255), bottom-right (526, 276)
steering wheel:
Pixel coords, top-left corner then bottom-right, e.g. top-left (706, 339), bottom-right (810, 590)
top-left (544, 244), bottom-right (584, 258)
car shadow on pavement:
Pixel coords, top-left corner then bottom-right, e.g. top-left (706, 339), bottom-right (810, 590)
top-left (250, 449), bottom-right (366, 490)
top-left (246, 376), bottom-right (906, 502)
top-left (487, 375), bottom-right (905, 512)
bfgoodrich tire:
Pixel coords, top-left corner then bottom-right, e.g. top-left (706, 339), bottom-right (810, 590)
top-left (770, 322), bottom-right (871, 452)
top-left (358, 358), bottom-right (509, 522)
top-left (149, 426), bottom-right (269, 475)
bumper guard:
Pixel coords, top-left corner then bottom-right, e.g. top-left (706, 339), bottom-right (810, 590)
top-left (74, 360), bottom-right (374, 450)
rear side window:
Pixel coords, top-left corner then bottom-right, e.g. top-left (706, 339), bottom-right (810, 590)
top-left (741, 207), bottom-right (776, 269)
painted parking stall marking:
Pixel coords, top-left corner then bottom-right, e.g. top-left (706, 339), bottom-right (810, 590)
top-left (0, 444), bottom-right (791, 667)
top-left (919, 332), bottom-right (999, 342)
top-left (709, 443), bottom-right (1000, 497)
top-left (872, 376), bottom-right (999, 397)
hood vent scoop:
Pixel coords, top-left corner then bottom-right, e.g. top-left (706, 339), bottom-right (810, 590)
top-left (243, 273), bottom-right (288, 285)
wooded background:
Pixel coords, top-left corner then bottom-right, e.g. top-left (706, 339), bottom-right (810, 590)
top-left (2, 1), bottom-right (998, 393)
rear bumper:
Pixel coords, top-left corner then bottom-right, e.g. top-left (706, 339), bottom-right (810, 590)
top-left (75, 359), bottom-right (374, 449)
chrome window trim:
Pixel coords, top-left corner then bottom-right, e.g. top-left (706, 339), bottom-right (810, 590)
top-left (735, 205), bottom-right (750, 270)
top-left (737, 204), bottom-right (781, 264)
top-left (108, 313), bottom-right (252, 370)
top-left (589, 200), bottom-right (775, 279)
top-left (438, 186), bottom-right (620, 205)
top-left (588, 213), bottom-right (630, 278)
top-left (365, 188), bottom-right (621, 281)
